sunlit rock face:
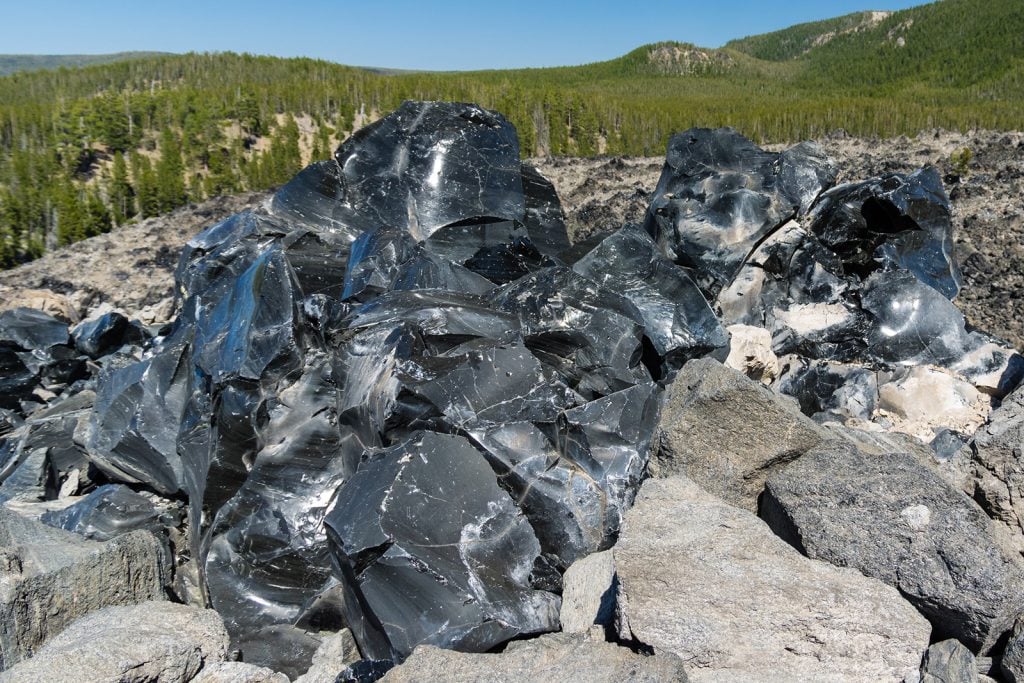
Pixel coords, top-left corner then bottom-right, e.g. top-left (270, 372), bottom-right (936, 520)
top-left (4, 102), bottom-right (1020, 671)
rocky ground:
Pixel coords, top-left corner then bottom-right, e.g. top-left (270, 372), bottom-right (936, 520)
top-left (1, 130), bottom-right (1020, 349)
top-left (0, 192), bottom-right (269, 325)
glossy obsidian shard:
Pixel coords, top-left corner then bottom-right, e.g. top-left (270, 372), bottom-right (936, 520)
top-left (40, 483), bottom-right (175, 541)
top-left (655, 127), bottom-right (1020, 413)
top-left (329, 101), bottom-right (525, 240)
top-left (573, 224), bottom-right (728, 375)
top-left (806, 168), bottom-right (962, 300)
top-left (0, 308), bottom-right (86, 414)
top-left (74, 101), bottom-right (730, 668)
top-left (325, 431), bottom-right (560, 659)
top-left (644, 128), bottom-right (837, 297)
top-left (71, 311), bottom-right (149, 359)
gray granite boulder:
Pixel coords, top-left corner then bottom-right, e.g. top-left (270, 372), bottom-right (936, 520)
top-left (614, 476), bottom-right (929, 682)
top-left (0, 601), bottom-right (228, 682)
top-left (959, 384), bottom-right (1024, 555)
top-left (0, 508), bottom-right (168, 668)
top-left (763, 442), bottom-right (1024, 653)
top-left (654, 358), bottom-right (826, 510)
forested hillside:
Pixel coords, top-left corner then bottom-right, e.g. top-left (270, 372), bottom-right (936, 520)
top-left (1, 0), bottom-right (1021, 268)
top-left (0, 52), bottom-right (168, 77)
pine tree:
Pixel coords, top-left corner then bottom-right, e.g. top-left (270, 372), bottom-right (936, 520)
top-left (265, 115), bottom-right (303, 186)
top-left (131, 152), bottom-right (160, 219)
top-left (54, 178), bottom-right (83, 246)
top-left (311, 124), bottom-right (332, 161)
top-left (236, 91), bottom-right (263, 138)
top-left (108, 151), bottom-right (135, 225)
top-left (83, 189), bottom-right (112, 237)
top-left (156, 128), bottom-right (187, 212)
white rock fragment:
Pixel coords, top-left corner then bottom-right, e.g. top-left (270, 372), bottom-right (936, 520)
top-left (724, 324), bottom-right (780, 383)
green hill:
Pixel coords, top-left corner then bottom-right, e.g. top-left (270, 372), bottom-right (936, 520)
top-left (0, 0), bottom-right (1021, 267)
top-left (727, 11), bottom-right (892, 61)
top-left (0, 52), bottom-right (170, 76)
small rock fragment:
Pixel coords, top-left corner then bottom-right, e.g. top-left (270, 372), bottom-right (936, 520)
top-left (294, 629), bottom-right (360, 683)
top-left (1003, 617), bottom-right (1024, 682)
top-left (192, 662), bottom-right (289, 683)
top-left (920, 639), bottom-right (976, 683)
top-left (559, 549), bottom-right (616, 635)
top-left (724, 323), bottom-right (780, 383)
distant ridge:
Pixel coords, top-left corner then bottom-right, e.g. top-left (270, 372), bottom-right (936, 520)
top-left (0, 52), bottom-right (172, 76)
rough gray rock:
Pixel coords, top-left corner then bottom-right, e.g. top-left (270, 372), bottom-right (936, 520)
top-left (1003, 617), bottom-right (1024, 682)
top-left (614, 476), bottom-right (929, 682)
top-left (0, 508), bottom-right (169, 668)
top-left (192, 662), bottom-right (289, 683)
top-left (380, 632), bottom-right (688, 683)
top-left (921, 639), bottom-right (976, 683)
top-left (960, 383), bottom-right (1024, 556)
top-left (763, 442), bottom-right (1024, 653)
top-left (559, 549), bottom-right (616, 635)
top-left (827, 424), bottom-right (938, 463)
top-left (653, 357), bottom-right (826, 510)
top-left (0, 601), bottom-right (229, 682)
top-left (294, 629), bottom-right (360, 683)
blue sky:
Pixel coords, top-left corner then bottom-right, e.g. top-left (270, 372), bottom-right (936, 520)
top-left (1, 0), bottom-right (925, 71)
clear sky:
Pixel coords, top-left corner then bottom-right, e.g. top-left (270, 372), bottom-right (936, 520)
top-left (1, 0), bottom-right (926, 71)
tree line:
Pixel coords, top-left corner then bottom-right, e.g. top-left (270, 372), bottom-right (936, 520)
top-left (0, 0), bottom-right (1021, 268)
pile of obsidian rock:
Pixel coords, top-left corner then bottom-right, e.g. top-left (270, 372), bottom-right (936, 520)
top-left (2, 101), bottom-right (1024, 681)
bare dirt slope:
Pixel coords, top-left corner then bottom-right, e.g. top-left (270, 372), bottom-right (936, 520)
top-left (1, 130), bottom-right (1020, 347)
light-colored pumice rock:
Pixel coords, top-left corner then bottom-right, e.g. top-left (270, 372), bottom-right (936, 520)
top-left (653, 357), bottom-right (826, 510)
top-left (876, 365), bottom-right (991, 442)
top-left (614, 475), bottom-right (930, 682)
top-left (772, 301), bottom-right (855, 338)
top-left (559, 549), bottom-right (616, 634)
top-left (0, 601), bottom-right (229, 683)
top-left (724, 324), bottom-right (780, 383)
top-left (294, 629), bottom-right (361, 683)
top-left (0, 287), bottom-right (78, 322)
top-left (0, 508), bottom-right (169, 669)
top-left (380, 632), bottom-right (688, 682)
